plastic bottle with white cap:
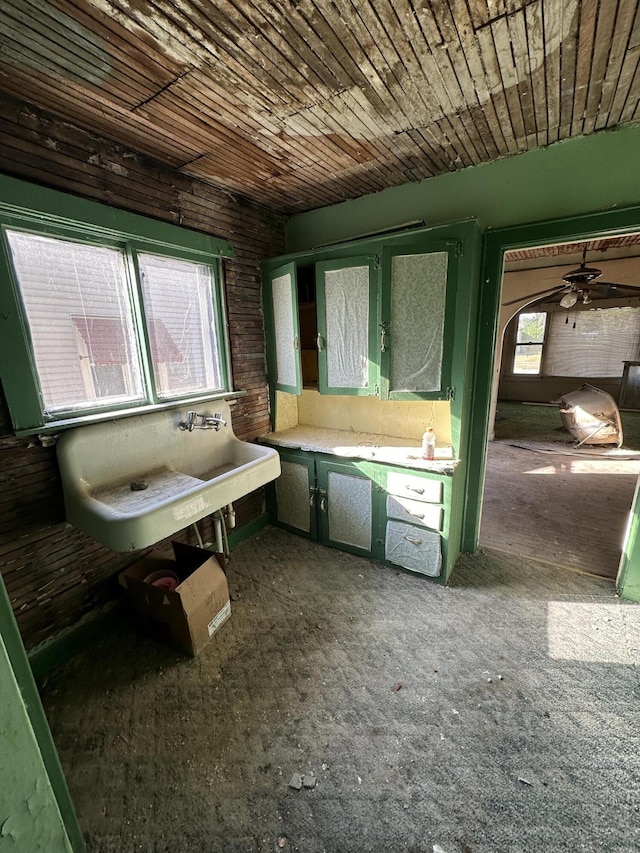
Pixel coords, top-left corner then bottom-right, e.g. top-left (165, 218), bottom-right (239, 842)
top-left (421, 427), bottom-right (436, 461)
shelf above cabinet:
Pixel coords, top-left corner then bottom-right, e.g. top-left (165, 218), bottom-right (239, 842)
top-left (260, 425), bottom-right (459, 474)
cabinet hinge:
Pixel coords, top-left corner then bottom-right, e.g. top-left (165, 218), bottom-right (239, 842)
top-left (446, 386), bottom-right (456, 401)
top-left (445, 239), bottom-right (464, 258)
top-left (374, 383), bottom-right (380, 396)
top-left (375, 538), bottom-right (385, 547)
top-left (374, 255), bottom-right (381, 270)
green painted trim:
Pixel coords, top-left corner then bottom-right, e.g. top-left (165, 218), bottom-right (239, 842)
top-left (0, 575), bottom-right (85, 851)
top-left (439, 220), bottom-right (483, 580)
top-left (264, 219), bottom-right (479, 272)
top-left (462, 206), bottom-right (640, 560)
top-left (617, 479), bottom-right (640, 602)
top-left (226, 512), bottom-right (271, 550)
top-left (0, 173), bottom-right (234, 257)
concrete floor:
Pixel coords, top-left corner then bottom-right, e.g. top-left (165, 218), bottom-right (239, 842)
top-left (42, 527), bottom-right (640, 853)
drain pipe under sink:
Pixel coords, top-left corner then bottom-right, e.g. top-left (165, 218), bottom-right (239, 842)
top-left (192, 502), bottom-right (234, 558)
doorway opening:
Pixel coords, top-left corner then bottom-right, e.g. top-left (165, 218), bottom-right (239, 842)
top-left (479, 234), bottom-right (640, 579)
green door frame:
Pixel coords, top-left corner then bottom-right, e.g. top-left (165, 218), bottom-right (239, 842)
top-left (0, 574), bottom-right (85, 850)
top-left (462, 204), bottom-right (640, 602)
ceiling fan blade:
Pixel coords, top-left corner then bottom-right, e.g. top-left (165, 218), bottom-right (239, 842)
top-left (595, 281), bottom-right (640, 291)
top-left (591, 282), bottom-right (640, 299)
top-left (502, 285), bottom-right (567, 306)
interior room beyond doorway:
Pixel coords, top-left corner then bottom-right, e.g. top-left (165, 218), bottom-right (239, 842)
top-left (480, 235), bottom-right (640, 580)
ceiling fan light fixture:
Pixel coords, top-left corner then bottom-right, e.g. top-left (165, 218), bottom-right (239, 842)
top-left (560, 291), bottom-right (579, 309)
top-left (582, 291), bottom-right (592, 305)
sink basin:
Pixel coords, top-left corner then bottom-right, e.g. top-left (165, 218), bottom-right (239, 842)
top-left (56, 402), bottom-right (280, 551)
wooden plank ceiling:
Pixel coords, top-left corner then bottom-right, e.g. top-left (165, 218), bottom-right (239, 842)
top-left (1, 0), bottom-right (639, 214)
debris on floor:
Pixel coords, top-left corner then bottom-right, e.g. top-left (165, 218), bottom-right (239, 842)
top-left (288, 773), bottom-right (303, 790)
top-left (302, 774), bottom-right (316, 789)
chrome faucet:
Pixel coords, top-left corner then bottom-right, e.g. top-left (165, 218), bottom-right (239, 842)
top-left (179, 411), bottom-right (227, 432)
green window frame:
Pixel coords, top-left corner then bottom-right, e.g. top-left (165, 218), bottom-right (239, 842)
top-left (0, 175), bottom-right (235, 435)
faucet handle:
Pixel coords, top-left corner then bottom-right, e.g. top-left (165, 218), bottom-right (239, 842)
top-left (179, 411), bottom-right (199, 431)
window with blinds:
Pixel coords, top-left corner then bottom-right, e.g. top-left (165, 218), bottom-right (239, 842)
top-left (545, 307), bottom-right (640, 377)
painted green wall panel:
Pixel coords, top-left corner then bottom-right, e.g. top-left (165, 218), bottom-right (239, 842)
top-left (0, 576), bottom-right (84, 851)
top-left (285, 125), bottom-right (640, 252)
top-left (0, 636), bottom-right (74, 852)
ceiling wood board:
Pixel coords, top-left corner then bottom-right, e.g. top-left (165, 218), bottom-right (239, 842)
top-left (1, 0), bottom-right (639, 213)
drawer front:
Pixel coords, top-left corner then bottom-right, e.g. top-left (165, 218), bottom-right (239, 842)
top-left (386, 495), bottom-right (443, 531)
top-left (385, 520), bottom-right (442, 577)
top-left (386, 471), bottom-right (442, 503)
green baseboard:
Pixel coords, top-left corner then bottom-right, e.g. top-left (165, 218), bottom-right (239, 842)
top-left (227, 512), bottom-right (270, 550)
top-left (28, 601), bottom-right (125, 681)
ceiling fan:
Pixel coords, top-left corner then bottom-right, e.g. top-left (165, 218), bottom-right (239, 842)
top-left (503, 248), bottom-right (640, 308)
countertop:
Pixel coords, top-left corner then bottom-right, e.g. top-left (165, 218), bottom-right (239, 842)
top-left (260, 425), bottom-right (460, 474)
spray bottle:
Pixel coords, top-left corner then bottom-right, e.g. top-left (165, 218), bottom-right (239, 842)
top-left (421, 427), bottom-right (436, 461)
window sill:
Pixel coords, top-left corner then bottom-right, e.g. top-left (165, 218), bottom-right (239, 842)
top-left (15, 390), bottom-right (247, 438)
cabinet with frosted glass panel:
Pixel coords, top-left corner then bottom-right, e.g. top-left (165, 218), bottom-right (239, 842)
top-left (267, 447), bottom-right (448, 575)
top-left (263, 230), bottom-right (461, 401)
top-left (269, 448), bottom-right (378, 558)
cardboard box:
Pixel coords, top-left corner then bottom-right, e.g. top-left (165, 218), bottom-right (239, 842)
top-left (118, 542), bottom-right (231, 656)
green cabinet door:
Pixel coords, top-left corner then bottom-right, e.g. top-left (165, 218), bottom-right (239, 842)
top-left (379, 237), bottom-right (460, 400)
top-left (271, 448), bottom-right (317, 538)
top-left (315, 256), bottom-right (378, 396)
top-left (316, 459), bottom-right (377, 557)
top-left (264, 262), bottom-right (302, 395)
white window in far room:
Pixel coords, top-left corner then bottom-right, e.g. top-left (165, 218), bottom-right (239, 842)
top-left (512, 311), bottom-right (547, 375)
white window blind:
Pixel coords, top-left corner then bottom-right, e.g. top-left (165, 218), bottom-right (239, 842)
top-left (545, 307), bottom-right (640, 377)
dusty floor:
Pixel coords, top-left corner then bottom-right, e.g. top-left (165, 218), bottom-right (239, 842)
top-left (480, 442), bottom-right (640, 578)
top-left (41, 527), bottom-right (640, 853)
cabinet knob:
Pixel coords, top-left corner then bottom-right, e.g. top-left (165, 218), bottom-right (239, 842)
top-left (316, 333), bottom-right (324, 351)
top-left (293, 335), bottom-right (299, 350)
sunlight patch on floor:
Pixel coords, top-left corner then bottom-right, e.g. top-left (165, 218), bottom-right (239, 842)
top-left (547, 601), bottom-right (640, 664)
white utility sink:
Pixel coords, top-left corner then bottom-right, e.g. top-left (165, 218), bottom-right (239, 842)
top-left (56, 401), bottom-right (280, 551)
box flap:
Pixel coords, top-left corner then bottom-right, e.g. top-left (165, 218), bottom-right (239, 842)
top-left (118, 552), bottom-right (174, 589)
top-left (172, 541), bottom-right (226, 575)
top-left (176, 556), bottom-right (226, 612)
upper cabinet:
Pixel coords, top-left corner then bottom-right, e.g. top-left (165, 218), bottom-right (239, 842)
top-left (263, 223), bottom-right (473, 403)
top-left (265, 261), bottom-right (302, 395)
top-left (315, 256), bottom-right (378, 396)
top-left (379, 238), bottom-right (458, 400)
